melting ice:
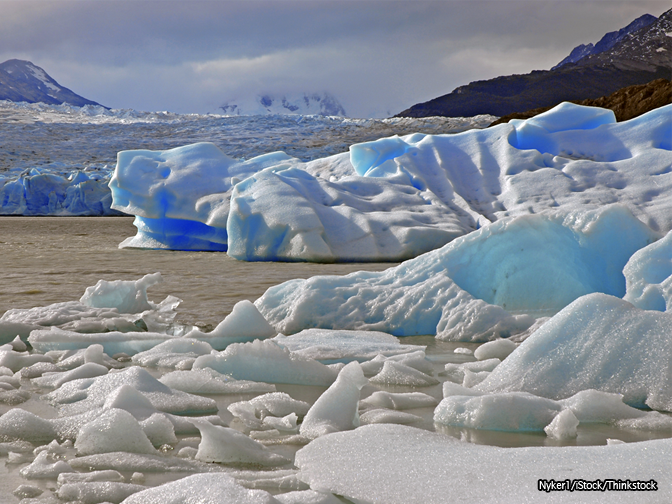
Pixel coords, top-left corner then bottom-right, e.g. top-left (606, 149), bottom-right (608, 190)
top-left (0, 102), bottom-right (671, 503)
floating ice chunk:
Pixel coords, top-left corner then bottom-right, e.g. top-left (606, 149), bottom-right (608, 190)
top-left (360, 350), bottom-right (433, 376)
top-left (300, 362), bottom-right (368, 439)
top-left (0, 408), bottom-right (58, 443)
top-left (256, 205), bottom-right (654, 339)
top-left (558, 390), bottom-right (647, 423)
top-left (9, 335), bottom-right (27, 352)
top-left (28, 326), bottom-right (179, 356)
top-left (20, 361), bottom-right (61, 379)
top-left (294, 424), bottom-right (672, 504)
top-left (69, 452), bottom-right (210, 473)
top-left (0, 345), bottom-right (52, 372)
top-left (80, 272), bottom-right (167, 314)
top-left (141, 413), bottom-right (178, 446)
top-left (228, 392), bottom-right (310, 430)
top-left (186, 300), bottom-right (276, 350)
top-left (473, 338), bottom-right (516, 361)
top-left (273, 329), bottom-right (421, 363)
top-left (75, 408), bottom-right (157, 455)
top-left (369, 360), bottom-right (438, 387)
top-left (544, 408), bottom-right (579, 439)
top-left (0, 372), bottom-right (29, 405)
top-left (19, 450), bottom-right (75, 479)
top-left (359, 391), bottom-right (438, 410)
top-left (453, 347), bottom-right (473, 355)
top-left (132, 338), bottom-right (213, 369)
top-left (58, 470), bottom-right (126, 484)
top-left (193, 339), bottom-right (337, 386)
top-left (476, 293), bottom-right (672, 411)
top-left (44, 366), bottom-right (217, 416)
top-left (359, 408), bottom-right (422, 425)
top-left (2, 274), bottom-right (181, 344)
top-left (51, 344), bottom-right (120, 371)
top-left (623, 230), bottom-right (672, 311)
top-left (433, 392), bottom-right (562, 431)
top-left (261, 413), bottom-right (298, 432)
top-left (120, 473), bottom-right (281, 504)
top-left (159, 368), bottom-right (276, 395)
top-left (443, 358), bottom-right (501, 384)
top-left (110, 142), bottom-right (274, 251)
top-left (31, 362), bottom-right (109, 389)
top-left (12, 484), bottom-right (43, 499)
top-left (58, 482), bottom-right (147, 504)
top-left (191, 419), bottom-right (290, 466)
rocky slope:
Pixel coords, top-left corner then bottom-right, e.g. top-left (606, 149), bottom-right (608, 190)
top-left (0, 59), bottom-right (103, 107)
top-left (396, 9), bottom-right (672, 118)
top-left (489, 78), bottom-right (672, 126)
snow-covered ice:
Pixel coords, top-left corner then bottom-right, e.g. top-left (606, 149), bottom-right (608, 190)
top-left (295, 424), bottom-right (672, 504)
top-left (256, 204), bottom-right (656, 340)
top-left (107, 103), bottom-right (671, 262)
top-left (476, 293), bottom-right (672, 411)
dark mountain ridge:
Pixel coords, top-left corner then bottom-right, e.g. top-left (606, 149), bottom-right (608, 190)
top-left (396, 9), bottom-right (672, 118)
top-left (0, 59), bottom-right (104, 108)
top-left (552, 13), bottom-right (657, 69)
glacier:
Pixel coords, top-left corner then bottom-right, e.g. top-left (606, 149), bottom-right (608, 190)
top-left (108, 102), bottom-right (672, 262)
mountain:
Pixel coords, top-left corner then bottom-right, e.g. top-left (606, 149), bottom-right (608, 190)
top-left (489, 78), bottom-right (672, 126)
top-left (0, 59), bottom-right (104, 107)
top-left (552, 14), bottom-right (657, 69)
top-left (395, 9), bottom-right (672, 118)
top-left (220, 92), bottom-right (347, 117)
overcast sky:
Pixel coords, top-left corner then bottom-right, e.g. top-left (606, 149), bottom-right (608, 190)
top-left (0, 0), bottom-right (668, 117)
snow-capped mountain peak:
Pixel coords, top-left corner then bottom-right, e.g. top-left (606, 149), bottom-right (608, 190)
top-left (0, 59), bottom-right (104, 107)
top-left (220, 92), bottom-right (347, 117)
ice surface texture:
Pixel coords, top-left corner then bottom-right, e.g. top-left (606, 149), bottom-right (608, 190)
top-left (295, 424), bottom-right (672, 504)
top-left (255, 205), bottom-right (657, 340)
top-left (108, 103), bottom-right (672, 261)
top-left (476, 293), bottom-right (672, 411)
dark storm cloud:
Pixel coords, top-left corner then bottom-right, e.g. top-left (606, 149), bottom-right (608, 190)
top-left (0, 0), bottom-right (669, 117)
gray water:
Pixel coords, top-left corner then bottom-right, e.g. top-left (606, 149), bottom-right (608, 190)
top-left (0, 217), bottom-right (396, 328)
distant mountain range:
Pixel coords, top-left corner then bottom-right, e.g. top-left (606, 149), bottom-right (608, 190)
top-left (220, 92), bottom-right (347, 117)
top-left (396, 9), bottom-right (672, 118)
top-left (0, 59), bottom-right (103, 108)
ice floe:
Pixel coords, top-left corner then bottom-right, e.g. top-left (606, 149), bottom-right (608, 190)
top-left (476, 293), bottom-right (672, 411)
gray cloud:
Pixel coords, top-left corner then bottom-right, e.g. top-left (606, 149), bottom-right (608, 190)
top-left (0, 0), bottom-right (668, 117)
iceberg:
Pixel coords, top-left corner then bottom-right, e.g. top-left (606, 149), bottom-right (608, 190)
top-left (108, 103), bottom-right (671, 262)
top-left (255, 205), bottom-right (657, 340)
top-left (476, 293), bottom-right (672, 411)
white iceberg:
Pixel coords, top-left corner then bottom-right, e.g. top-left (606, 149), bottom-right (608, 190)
top-left (255, 204), bottom-right (656, 340)
top-left (476, 293), bottom-right (672, 411)
top-left (108, 103), bottom-right (672, 262)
